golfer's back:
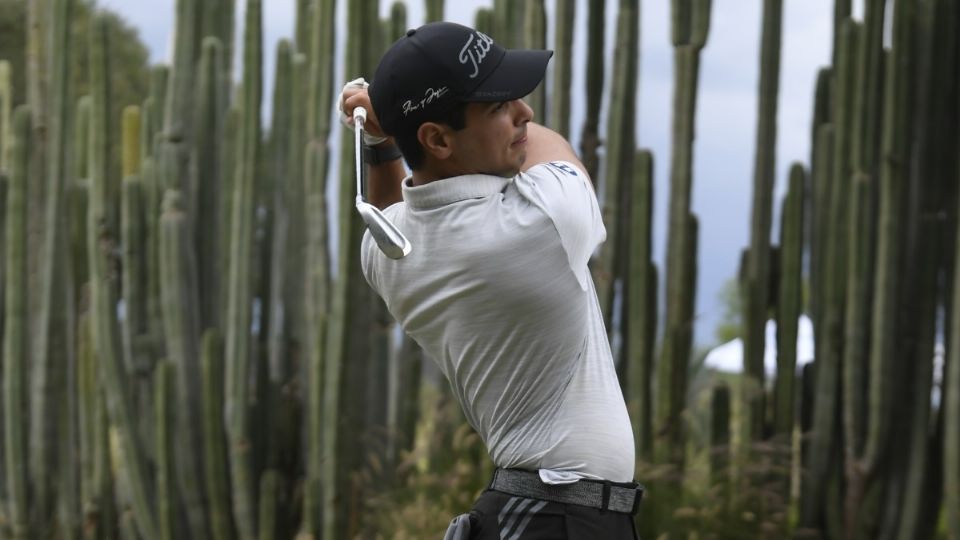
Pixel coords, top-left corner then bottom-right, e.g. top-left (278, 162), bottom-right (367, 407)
top-left (361, 161), bottom-right (634, 482)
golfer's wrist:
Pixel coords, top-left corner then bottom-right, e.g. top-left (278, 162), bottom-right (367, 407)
top-left (363, 140), bottom-right (403, 166)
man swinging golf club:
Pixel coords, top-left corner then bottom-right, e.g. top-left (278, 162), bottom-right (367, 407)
top-left (340, 21), bottom-right (643, 539)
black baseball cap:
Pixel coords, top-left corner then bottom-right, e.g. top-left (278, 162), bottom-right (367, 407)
top-left (370, 22), bottom-right (553, 136)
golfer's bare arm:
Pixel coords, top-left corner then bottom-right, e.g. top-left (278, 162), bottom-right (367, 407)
top-left (342, 87), bottom-right (405, 210)
top-left (521, 122), bottom-right (593, 187)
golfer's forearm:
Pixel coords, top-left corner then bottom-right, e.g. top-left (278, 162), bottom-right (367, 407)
top-left (367, 151), bottom-right (406, 210)
top-left (521, 122), bottom-right (590, 182)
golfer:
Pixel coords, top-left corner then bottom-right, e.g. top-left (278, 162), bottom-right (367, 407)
top-left (340, 21), bottom-right (642, 540)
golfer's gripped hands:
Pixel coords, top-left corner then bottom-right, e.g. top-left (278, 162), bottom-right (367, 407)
top-left (338, 77), bottom-right (392, 146)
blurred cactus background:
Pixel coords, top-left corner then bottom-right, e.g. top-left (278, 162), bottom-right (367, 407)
top-left (0, 0), bottom-right (958, 538)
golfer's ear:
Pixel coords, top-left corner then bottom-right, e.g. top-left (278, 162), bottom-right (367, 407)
top-left (417, 122), bottom-right (453, 161)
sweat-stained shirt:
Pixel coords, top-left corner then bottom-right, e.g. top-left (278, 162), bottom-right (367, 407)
top-left (360, 160), bottom-right (635, 482)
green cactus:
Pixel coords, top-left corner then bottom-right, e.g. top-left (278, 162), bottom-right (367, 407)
top-left (799, 122), bottom-right (836, 530)
top-left (0, 60), bottom-right (10, 172)
top-left (656, 0), bottom-right (711, 468)
top-left (194, 37), bottom-right (225, 333)
top-left (301, 0), bottom-right (336, 535)
top-left (88, 14), bottom-right (157, 539)
top-left (808, 67), bottom-right (832, 338)
top-left (323, 0), bottom-right (381, 535)
top-left (948, 174), bottom-right (960, 540)
top-left (164, 0), bottom-right (198, 141)
top-left (31, 0), bottom-right (73, 526)
top-left (579, 0), bottom-right (605, 182)
top-left (258, 470), bottom-right (280, 540)
top-left (773, 163), bottom-right (805, 438)
top-left (155, 360), bottom-right (174, 540)
top-left (225, 1), bottom-right (262, 538)
top-left (121, 109), bottom-right (148, 378)
top-left (159, 189), bottom-right (209, 537)
top-left (626, 149), bottom-right (655, 459)
top-left (594, 0), bottom-right (639, 332)
top-left (5, 106), bottom-right (31, 540)
top-left (550, 0), bottom-right (574, 138)
top-left (522, 0), bottom-right (546, 118)
top-left (201, 329), bottom-right (234, 540)
top-left (741, 0), bottom-right (782, 446)
top-left (474, 7), bottom-right (494, 36)
top-left (425, 0), bottom-right (444, 23)
top-left (710, 383), bottom-right (731, 483)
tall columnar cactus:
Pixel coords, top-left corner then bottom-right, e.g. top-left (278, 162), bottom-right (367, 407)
top-left (159, 189), bottom-right (209, 538)
top-left (773, 163), bottom-right (805, 437)
top-left (522, 0), bottom-right (546, 118)
top-left (579, 0), bottom-right (606, 182)
top-left (710, 383), bottom-right (731, 483)
top-left (31, 0), bottom-right (72, 526)
top-left (154, 360), bottom-right (174, 540)
top-left (324, 0), bottom-right (380, 536)
top-left (799, 122), bottom-right (835, 530)
top-left (425, 0), bottom-right (444, 23)
top-left (626, 150), bottom-right (655, 459)
top-left (656, 0), bottom-right (711, 468)
top-left (861, 0), bottom-right (917, 509)
top-left (808, 66), bottom-right (832, 338)
top-left (948, 142), bottom-right (960, 540)
top-left (87, 14), bottom-right (157, 539)
top-left (0, 60), bottom-right (11, 172)
top-left (194, 37), bottom-right (225, 333)
top-left (594, 0), bottom-right (639, 333)
top-left (164, 0), bottom-right (198, 142)
top-left (301, 0), bottom-right (336, 535)
top-left (121, 107), bottom-right (148, 379)
top-left (741, 0), bottom-right (782, 446)
top-left (201, 329), bottom-right (234, 540)
top-left (5, 106), bottom-right (31, 540)
top-left (474, 8), bottom-right (494, 38)
top-left (550, 0), bottom-right (574, 138)
top-left (225, 1), bottom-right (262, 538)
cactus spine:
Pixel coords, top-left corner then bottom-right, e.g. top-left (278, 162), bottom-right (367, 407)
top-left (5, 106), bottom-right (31, 540)
top-left (225, 1), bottom-right (262, 537)
top-left (656, 0), bottom-right (711, 467)
top-left (88, 14), bottom-right (157, 539)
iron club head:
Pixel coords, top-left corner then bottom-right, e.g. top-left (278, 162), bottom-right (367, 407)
top-left (353, 106), bottom-right (412, 259)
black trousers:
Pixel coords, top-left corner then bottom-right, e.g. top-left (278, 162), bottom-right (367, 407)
top-left (458, 489), bottom-right (640, 539)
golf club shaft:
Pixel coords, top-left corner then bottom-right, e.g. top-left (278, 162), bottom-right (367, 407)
top-left (354, 106), bottom-right (367, 203)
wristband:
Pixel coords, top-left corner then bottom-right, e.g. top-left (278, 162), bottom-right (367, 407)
top-left (363, 142), bottom-right (403, 165)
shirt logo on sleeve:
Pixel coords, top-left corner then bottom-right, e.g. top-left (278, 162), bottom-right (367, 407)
top-left (547, 162), bottom-right (578, 176)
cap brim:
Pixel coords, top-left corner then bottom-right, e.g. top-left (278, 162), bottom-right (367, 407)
top-left (465, 49), bottom-right (553, 102)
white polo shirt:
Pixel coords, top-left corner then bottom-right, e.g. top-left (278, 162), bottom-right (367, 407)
top-left (361, 161), bottom-right (635, 482)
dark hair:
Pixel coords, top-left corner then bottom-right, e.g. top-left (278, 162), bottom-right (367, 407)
top-left (393, 101), bottom-right (469, 170)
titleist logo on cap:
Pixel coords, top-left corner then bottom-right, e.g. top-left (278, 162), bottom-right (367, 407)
top-left (459, 31), bottom-right (495, 78)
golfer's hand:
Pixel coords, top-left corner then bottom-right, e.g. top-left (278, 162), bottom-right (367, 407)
top-left (339, 77), bottom-right (390, 145)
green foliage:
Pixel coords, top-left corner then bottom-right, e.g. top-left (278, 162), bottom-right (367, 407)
top-left (361, 383), bottom-right (491, 539)
top-left (715, 277), bottom-right (742, 343)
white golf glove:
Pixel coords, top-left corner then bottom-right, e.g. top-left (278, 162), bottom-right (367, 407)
top-left (337, 77), bottom-right (388, 146)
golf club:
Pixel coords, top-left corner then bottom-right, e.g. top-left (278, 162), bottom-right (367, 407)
top-left (354, 106), bottom-right (412, 259)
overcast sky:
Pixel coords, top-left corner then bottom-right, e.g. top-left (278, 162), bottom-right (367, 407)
top-left (96, 0), bottom-right (841, 348)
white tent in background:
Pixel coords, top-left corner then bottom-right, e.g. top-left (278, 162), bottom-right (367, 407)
top-left (703, 315), bottom-right (816, 378)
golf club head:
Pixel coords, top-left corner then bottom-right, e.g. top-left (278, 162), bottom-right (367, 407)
top-left (353, 105), bottom-right (413, 259)
top-left (356, 198), bottom-right (412, 259)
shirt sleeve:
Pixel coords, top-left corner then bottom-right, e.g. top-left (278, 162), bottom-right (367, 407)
top-left (513, 161), bottom-right (606, 291)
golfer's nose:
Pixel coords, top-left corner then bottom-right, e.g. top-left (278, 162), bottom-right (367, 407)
top-left (513, 98), bottom-right (534, 125)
